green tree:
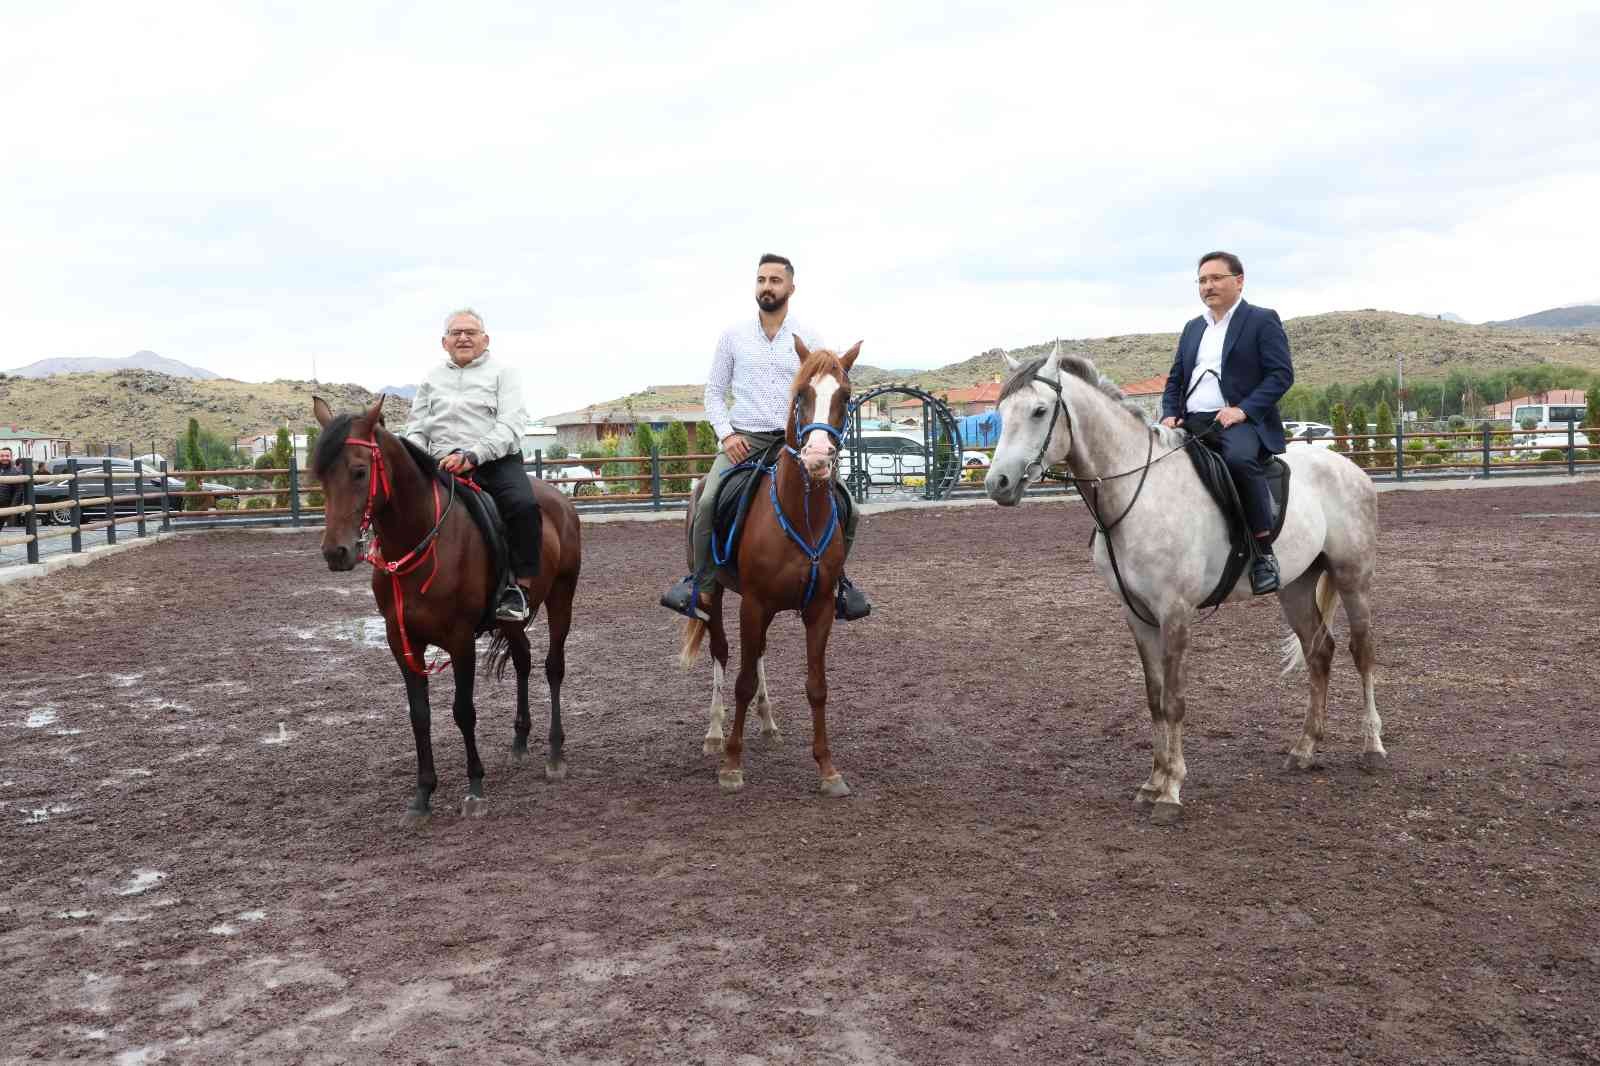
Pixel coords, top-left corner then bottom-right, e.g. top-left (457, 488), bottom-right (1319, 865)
top-left (544, 441), bottom-right (568, 460)
top-left (183, 418), bottom-right (206, 511)
top-left (1374, 400), bottom-right (1395, 472)
top-left (1348, 403), bottom-right (1369, 468)
top-left (272, 427), bottom-right (294, 507)
top-left (662, 421), bottom-right (690, 494)
top-left (1329, 402), bottom-right (1349, 456)
top-left (694, 421), bottom-right (718, 473)
top-left (304, 425), bottom-right (322, 507)
top-left (1586, 385), bottom-right (1600, 460)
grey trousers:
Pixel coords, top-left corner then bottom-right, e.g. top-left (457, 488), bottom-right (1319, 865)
top-left (693, 428), bottom-right (859, 593)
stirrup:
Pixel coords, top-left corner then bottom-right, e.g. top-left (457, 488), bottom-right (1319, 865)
top-left (495, 583), bottom-right (530, 621)
top-left (660, 575), bottom-right (710, 621)
top-left (835, 574), bottom-right (872, 621)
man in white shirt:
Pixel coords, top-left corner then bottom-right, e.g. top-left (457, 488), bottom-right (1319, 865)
top-left (1158, 251), bottom-right (1295, 594)
top-left (404, 308), bottom-right (537, 621)
top-left (660, 254), bottom-right (870, 621)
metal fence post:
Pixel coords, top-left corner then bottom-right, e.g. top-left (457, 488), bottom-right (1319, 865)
top-left (159, 460), bottom-right (172, 532)
top-left (1394, 421), bottom-right (1405, 480)
top-left (21, 459), bottom-right (39, 565)
top-left (650, 445), bottom-right (662, 510)
top-left (288, 452), bottom-right (302, 527)
top-left (1482, 424), bottom-right (1492, 478)
top-left (68, 458), bottom-right (83, 553)
top-left (1568, 421), bottom-right (1577, 476)
top-left (134, 459), bottom-right (148, 537)
top-left (102, 458), bottom-right (117, 546)
top-left (533, 449), bottom-right (543, 481)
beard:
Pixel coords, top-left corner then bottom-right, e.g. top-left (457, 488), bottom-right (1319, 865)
top-left (756, 291), bottom-right (788, 312)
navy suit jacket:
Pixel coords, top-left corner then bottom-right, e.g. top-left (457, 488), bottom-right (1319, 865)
top-left (1160, 299), bottom-right (1294, 454)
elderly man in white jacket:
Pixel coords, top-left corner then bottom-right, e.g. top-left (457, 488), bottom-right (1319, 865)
top-left (403, 308), bottom-right (536, 621)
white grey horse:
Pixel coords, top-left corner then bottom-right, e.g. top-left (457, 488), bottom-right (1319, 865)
top-left (983, 345), bottom-right (1385, 824)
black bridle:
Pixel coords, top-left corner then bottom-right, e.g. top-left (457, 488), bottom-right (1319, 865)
top-left (1023, 370), bottom-right (1200, 628)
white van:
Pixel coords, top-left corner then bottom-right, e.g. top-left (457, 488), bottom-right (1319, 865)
top-left (1510, 402), bottom-right (1590, 451)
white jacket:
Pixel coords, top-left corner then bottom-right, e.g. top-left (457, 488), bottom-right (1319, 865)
top-left (402, 352), bottom-right (527, 464)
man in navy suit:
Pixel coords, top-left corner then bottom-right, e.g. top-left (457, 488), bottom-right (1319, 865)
top-left (1159, 251), bottom-right (1294, 594)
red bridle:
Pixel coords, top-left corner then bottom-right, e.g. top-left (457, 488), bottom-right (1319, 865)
top-left (340, 433), bottom-right (451, 675)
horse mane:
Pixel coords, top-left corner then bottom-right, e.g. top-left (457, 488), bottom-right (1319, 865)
top-left (311, 411), bottom-right (444, 481)
top-left (998, 350), bottom-right (1182, 445)
top-left (791, 347), bottom-right (846, 393)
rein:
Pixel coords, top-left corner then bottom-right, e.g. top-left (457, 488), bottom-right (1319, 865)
top-left (1025, 372), bottom-right (1198, 628)
top-left (342, 433), bottom-right (459, 674)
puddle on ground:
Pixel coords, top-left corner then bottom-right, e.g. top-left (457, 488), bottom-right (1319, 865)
top-left (25, 708), bottom-right (61, 728)
top-left (260, 723), bottom-right (293, 745)
top-left (25, 804), bottom-right (73, 824)
top-left (115, 870), bottom-right (167, 896)
top-left (108, 674), bottom-right (143, 688)
top-left (297, 617), bottom-right (390, 648)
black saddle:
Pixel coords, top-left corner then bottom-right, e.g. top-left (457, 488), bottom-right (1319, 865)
top-left (709, 446), bottom-right (853, 577)
top-left (395, 439), bottom-right (514, 631)
top-left (1184, 437), bottom-right (1290, 608)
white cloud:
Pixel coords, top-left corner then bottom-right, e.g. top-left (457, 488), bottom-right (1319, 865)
top-left (1, 0), bottom-right (1595, 417)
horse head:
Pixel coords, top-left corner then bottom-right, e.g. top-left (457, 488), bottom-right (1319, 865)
top-left (985, 341), bottom-right (1072, 505)
top-left (790, 337), bottom-right (862, 480)
top-left (311, 394), bottom-right (388, 571)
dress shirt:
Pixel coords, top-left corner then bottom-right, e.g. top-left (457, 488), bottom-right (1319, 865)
top-left (704, 315), bottom-right (825, 441)
top-left (1186, 296), bottom-right (1241, 413)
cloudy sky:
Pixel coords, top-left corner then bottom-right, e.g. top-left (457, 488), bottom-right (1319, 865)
top-left (4, 1), bottom-right (1596, 417)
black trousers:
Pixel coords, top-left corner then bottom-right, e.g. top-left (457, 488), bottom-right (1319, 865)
top-left (472, 453), bottom-right (542, 578)
top-left (1184, 413), bottom-right (1275, 537)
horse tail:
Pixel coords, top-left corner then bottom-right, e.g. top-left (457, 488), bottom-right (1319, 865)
top-left (484, 629), bottom-right (513, 680)
top-left (679, 618), bottom-right (707, 670)
top-left (1280, 570), bottom-right (1338, 676)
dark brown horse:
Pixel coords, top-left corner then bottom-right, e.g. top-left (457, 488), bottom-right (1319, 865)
top-left (312, 395), bottom-right (582, 820)
top-left (680, 339), bottom-right (862, 797)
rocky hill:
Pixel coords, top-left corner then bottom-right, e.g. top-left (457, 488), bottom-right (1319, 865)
top-left (0, 370), bottom-right (411, 450)
top-left (4, 350), bottom-right (221, 379)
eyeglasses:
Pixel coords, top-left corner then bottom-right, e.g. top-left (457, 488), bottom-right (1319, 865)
top-left (1196, 273), bottom-right (1239, 286)
top-left (446, 329), bottom-right (483, 338)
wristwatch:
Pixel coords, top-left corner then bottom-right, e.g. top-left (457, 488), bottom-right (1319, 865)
top-left (464, 451), bottom-right (480, 467)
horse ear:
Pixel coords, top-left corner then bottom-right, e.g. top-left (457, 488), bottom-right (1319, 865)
top-left (1044, 339), bottom-right (1064, 373)
top-left (313, 396), bottom-right (334, 427)
top-left (365, 393), bottom-right (386, 427)
top-left (794, 335), bottom-right (812, 361)
top-left (840, 341), bottom-right (862, 370)
top-left (1002, 351), bottom-right (1021, 372)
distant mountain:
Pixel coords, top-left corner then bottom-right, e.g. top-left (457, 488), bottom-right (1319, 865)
top-left (374, 384), bottom-right (418, 400)
top-left (4, 350), bottom-right (221, 379)
top-left (1486, 304), bottom-right (1600, 329)
top-left (1414, 312), bottom-right (1467, 323)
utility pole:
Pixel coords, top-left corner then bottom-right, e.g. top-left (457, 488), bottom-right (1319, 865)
top-left (1396, 353), bottom-right (1404, 428)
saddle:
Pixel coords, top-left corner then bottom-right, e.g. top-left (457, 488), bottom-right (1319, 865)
top-left (708, 445), bottom-right (854, 578)
top-left (1184, 436), bottom-right (1290, 608)
top-left (397, 441), bottom-right (514, 632)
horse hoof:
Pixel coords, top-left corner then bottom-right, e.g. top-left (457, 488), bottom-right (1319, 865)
top-left (818, 773), bottom-right (851, 798)
top-left (1281, 753), bottom-right (1322, 772)
top-left (461, 795), bottom-right (488, 818)
top-left (1359, 750), bottom-right (1389, 774)
top-left (718, 769), bottom-right (744, 792)
top-left (545, 759), bottom-right (568, 782)
top-left (1133, 787), bottom-right (1159, 809)
top-left (1149, 801), bottom-right (1183, 826)
top-left (703, 737), bottom-right (725, 756)
top-left (761, 727), bottom-right (782, 744)
top-left (401, 809), bottom-right (431, 829)
top-left (511, 745), bottom-right (529, 764)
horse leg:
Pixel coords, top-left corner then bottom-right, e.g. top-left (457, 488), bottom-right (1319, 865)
top-left (543, 576), bottom-right (576, 781)
top-left (1339, 580), bottom-right (1387, 773)
top-left (508, 622), bottom-right (534, 763)
top-left (1279, 570), bottom-right (1336, 772)
top-left (804, 608), bottom-right (848, 797)
top-left (1129, 621), bottom-right (1166, 809)
top-left (401, 667), bottom-right (437, 821)
top-left (1148, 613), bottom-right (1189, 824)
top-left (451, 644), bottom-right (488, 816)
top-left (703, 585), bottom-right (730, 756)
top-left (755, 656), bottom-right (780, 743)
top-left (720, 595), bottom-right (773, 792)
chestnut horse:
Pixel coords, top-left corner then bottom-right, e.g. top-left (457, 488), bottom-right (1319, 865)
top-left (680, 339), bottom-right (862, 797)
top-left (312, 395), bottom-right (582, 820)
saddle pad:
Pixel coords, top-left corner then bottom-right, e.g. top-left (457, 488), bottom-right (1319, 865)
top-left (1184, 441), bottom-right (1291, 607)
top-left (456, 474), bottom-right (513, 632)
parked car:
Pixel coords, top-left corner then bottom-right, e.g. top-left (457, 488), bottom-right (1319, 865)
top-left (30, 457), bottom-right (236, 523)
top-left (543, 462), bottom-right (608, 497)
top-left (839, 433), bottom-right (928, 485)
top-left (1282, 421), bottom-right (1336, 449)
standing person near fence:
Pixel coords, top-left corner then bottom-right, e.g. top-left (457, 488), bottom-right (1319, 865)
top-left (0, 447), bottom-right (20, 526)
top-left (659, 253), bottom-right (871, 622)
top-left (403, 308), bottom-right (537, 622)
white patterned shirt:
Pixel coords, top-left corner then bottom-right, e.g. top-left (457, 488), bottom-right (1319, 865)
top-left (1186, 296), bottom-right (1241, 413)
top-left (704, 315), bottom-right (826, 441)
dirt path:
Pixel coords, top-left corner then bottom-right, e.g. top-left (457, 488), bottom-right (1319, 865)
top-left (3, 481), bottom-right (1598, 1064)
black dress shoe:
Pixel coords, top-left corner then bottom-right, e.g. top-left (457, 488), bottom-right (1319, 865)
top-left (1249, 551), bottom-right (1280, 595)
top-left (659, 575), bottom-right (710, 621)
top-left (835, 573), bottom-right (872, 621)
top-left (495, 583), bottom-right (530, 621)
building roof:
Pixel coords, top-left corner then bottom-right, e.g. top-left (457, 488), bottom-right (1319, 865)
top-left (542, 405), bottom-right (708, 427)
top-left (1485, 389), bottom-right (1590, 419)
top-left (1121, 373), bottom-right (1169, 397)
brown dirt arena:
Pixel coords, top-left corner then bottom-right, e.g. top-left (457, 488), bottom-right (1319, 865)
top-left (4, 480), bottom-right (1599, 1064)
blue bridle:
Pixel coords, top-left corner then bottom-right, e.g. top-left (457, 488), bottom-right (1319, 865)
top-left (774, 387), bottom-right (849, 608)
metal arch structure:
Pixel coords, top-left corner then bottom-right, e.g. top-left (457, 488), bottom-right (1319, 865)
top-left (844, 385), bottom-right (963, 502)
